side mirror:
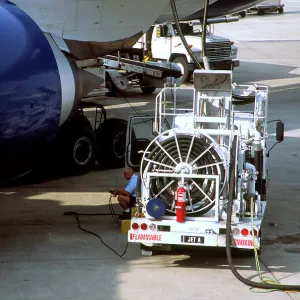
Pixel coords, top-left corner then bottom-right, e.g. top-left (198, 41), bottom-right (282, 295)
top-left (267, 119), bottom-right (285, 157)
top-left (276, 121), bottom-right (284, 143)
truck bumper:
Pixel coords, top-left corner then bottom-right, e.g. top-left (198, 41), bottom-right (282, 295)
top-left (128, 230), bottom-right (260, 250)
top-left (128, 217), bottom-right (261, 251)
top-left (212, 60), bottom-right (240, 70)
top-left (232, 59), bottom-right (240, 68)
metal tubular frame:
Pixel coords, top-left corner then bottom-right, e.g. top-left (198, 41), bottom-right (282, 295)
top-left (145, 172), bottom-right (220, 222)
top-left (144, 70), bottom-right (269, 220)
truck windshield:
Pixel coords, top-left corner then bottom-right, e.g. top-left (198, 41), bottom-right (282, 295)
top-left (171, 23), bottom-right (209, 36)
top-left (173, 23), bottom-right (194, 35)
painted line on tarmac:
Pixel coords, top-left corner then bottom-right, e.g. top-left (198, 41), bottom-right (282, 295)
top-left (242, 39), bottom-right (300, 42)
top-left (270, 86), bottom-right (300, 93)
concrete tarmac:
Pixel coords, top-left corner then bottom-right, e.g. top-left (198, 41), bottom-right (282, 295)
top-left (1, 1), bottom-right (300, 299)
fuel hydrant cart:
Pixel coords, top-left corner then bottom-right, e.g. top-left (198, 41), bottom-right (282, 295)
top-left (126, 70), bottom-right (284, 255)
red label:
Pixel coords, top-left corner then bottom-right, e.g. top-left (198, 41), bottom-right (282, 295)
top-left (234, 239), bottom-right (254, 247)
top-left (129, 233), bottom-right (162, 242)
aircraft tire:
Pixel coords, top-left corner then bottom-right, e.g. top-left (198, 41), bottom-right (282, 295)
top-left (61, 126), bottom-right (97, 175)
top-left (95, 118), bottom-right (135, 169)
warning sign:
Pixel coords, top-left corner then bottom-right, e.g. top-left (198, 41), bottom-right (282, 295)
top-left (234, 239), bottom-right (254, 247)
top-left (129, 233), bottom-right (162, 242)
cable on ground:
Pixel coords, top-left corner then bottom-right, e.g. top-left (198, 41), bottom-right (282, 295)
top-left (64, 195), bottom-right (129, 258)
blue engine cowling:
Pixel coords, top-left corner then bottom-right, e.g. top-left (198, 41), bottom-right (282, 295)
top-left (0, 1), bottom-right (83, 183)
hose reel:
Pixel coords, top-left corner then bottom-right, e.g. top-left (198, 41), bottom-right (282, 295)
top-left (141, 130), bottom-right (227, 216)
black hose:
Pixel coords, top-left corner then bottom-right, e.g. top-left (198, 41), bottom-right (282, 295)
top-left (232, 94), bottom-right (255, 105)
top-left (201, 0), bottom-right (209, 58)
top-left (136, 173), bottom-right (142, 197)
top-left (63, 196), bottom-right (129, 258)
top-left (135, 173), bottom-right (143, 214)
top-left (225, 139), bottom-right (300, 291)
top-left (254, 149), bottom-right (263, 195)
top-left (64, 211), bottom-right (128, 258)
top-left (170, 0), bottom-right (202, 69)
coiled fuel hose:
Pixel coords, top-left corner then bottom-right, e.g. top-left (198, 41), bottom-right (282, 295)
top-left (142, 134), bottom-right (225, 216)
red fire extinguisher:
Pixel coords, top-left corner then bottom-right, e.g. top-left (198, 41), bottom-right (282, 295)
top-left (175, 184), bottom-right (186, 223)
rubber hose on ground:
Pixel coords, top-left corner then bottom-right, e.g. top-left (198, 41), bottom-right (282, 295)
top-left (225, 137), bottom-right (300, 291)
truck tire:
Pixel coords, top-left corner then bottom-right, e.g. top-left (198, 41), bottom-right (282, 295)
top-left (60, 126), bottom-right (97, 175)
top-left (95, 118), bottom-right (134, 169)
top-left (278, 7), bottom-right (284, 14)
top-left (105, 73), bottom-right (117, 97)
top-left (172, 56), bottom-right (192, 83)
top-left (141, 86), bottom-right (156, 94)
top-left (257, 9), bottom-right (265, 15)
top-left (239, 11), bottom-right (246, 18)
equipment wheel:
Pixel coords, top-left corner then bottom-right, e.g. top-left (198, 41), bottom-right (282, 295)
top-left (257, 9), bottom-right (265, 15)
top-left (105, 75), bottom-right (117, 97)
top-left (239, 11), bottom-right (246, 18)
top-left (278, 7), bottom-right (284, 14)
top-left (172, 56), bottom-right (192, 83)
top-left (141, 86), bottom-right (156, 94)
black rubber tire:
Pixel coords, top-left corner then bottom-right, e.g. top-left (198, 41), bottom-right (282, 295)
top-left (95, 118), bottom-right (133, 169)
top-left (105, 75), bottom-right (117, 97)
top-left (24, 114), bottom-right (94, 179)
top-left (130, 138), bottom-right (151, 164)
top-left (60, 126), bottom-right (97, 175)
top-left (257, 9), bottom-right (265, 15)
top-left (239, 11), bottom-right (246, 18)
top-left (141, 86), bottom-right (156, 94)
top-left (172, 56), bottom-right (192, 83)
top-left (278, 7), bottom-right (284, 14)
top-left (70, 113), bottom-right (93, 130)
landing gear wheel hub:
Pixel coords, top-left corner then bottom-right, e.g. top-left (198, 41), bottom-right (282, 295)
top-left (73, 137), bottom-right (92, 166)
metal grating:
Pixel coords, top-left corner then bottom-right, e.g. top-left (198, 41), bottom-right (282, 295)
top-left (206, 41), bottom-right (231, 61)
